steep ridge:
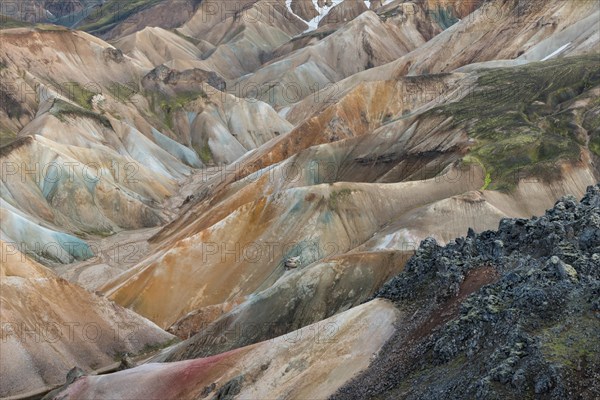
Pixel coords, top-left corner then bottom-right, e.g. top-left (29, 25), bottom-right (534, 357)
top-left (0, 240), bottom-right (174, 398)
top-left (334, 184), bottom-right (600, 399)
top-left (113, 26), bottom-right (205, 69)
top-left (234, 10), bottom-right (432, 107)
top-left (181, 0), bottom-right (306, 39)
top-left (40, 299), bottom-right (400, 400)
top-left (317, 0), bottom-right (368, 29)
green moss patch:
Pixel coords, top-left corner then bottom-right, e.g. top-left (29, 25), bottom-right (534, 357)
top-left (541, 316), bottom-right (600, 369)
top-left (50, 99), bottom-right (111, 127)
top-left (432, 55), bottom-right (600, 191)
top-left (78, 0), bottom-right (164, 36)
top-left (151, 90), bottom-right (206, 130)
top-left (0, 15), bottom-right (32, 29)
top-left (46, 81), bottom-right (99, 110)
top-left (107, 82), bottom-right (139, 102)
top-left (193, 143), bottom-right (213, 165)
top-left (328, 188), bottom-right (355, 210)
top-left (0, 129), bottom-right (16, 147)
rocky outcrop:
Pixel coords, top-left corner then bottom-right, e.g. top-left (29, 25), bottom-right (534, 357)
top-left (334, 185), bottom-right (600, 399)
top-left (143, 65), bottom-right (226, 92)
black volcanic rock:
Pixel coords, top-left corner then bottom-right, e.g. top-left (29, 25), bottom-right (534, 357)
top-left (333, 185), bottom-right (600, 400)
top-left (143, 66), bottom-right (226, 93)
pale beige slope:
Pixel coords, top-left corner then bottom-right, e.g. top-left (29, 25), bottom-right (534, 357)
top-left (47, 299), bottom-right (399, 400)
top-left (181, 0), bottom-right (305, 40)
top-left (170, 0), bottom-right (307, 80)
top-left (482, 162), bottom-right (600, 219)
top-left (236, 10), bottom-right (437, 108)
top-left (0, 241), bottom-right (174, 398)
top-left (202, 20), bottom-right (293, 79)
top-left (113, 26), bottom-right (204, 70)
top-left (358, 191), bottom-right (510, 251)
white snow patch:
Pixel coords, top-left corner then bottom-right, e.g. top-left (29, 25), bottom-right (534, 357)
top-left (304, 0), bottom-right (346, 32)
top-left (541, 42), bottom-right (571, 61)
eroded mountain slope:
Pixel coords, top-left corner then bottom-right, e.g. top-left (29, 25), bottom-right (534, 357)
top-left (0, 241), bottom-right (174, 398)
